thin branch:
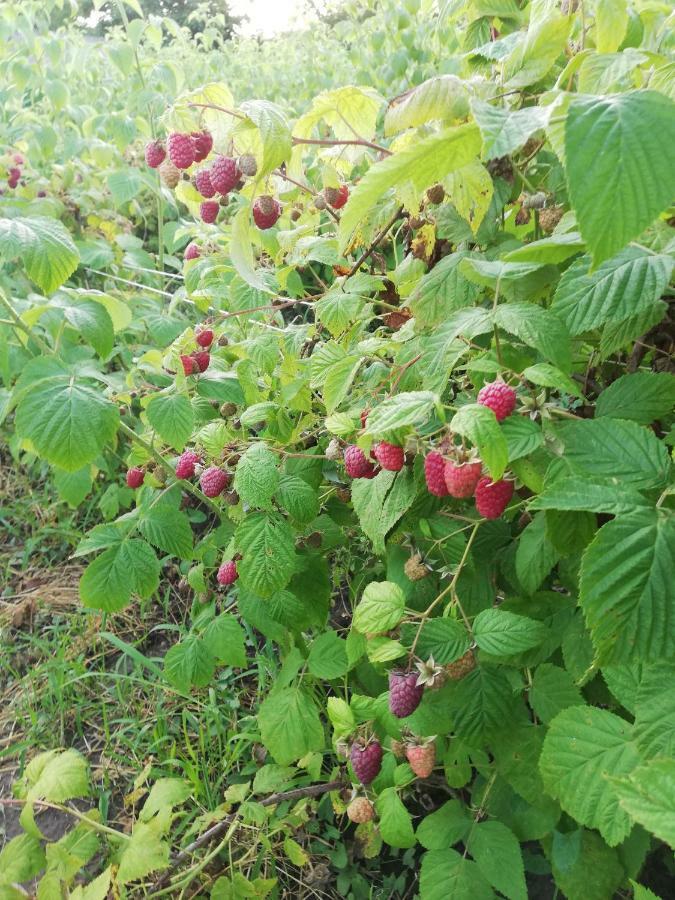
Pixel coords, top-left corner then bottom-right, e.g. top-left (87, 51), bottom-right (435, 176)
top-left (346, 206), bottom-right (404, 278)
top-left (0, 798), bottom-right (130, 841)
top-left (0, 288), bottom-right (52, 355)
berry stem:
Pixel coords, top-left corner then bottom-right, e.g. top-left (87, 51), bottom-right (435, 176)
top-left (0, 287), bottom-right (52, 355)
top-left (347, 205), bottom-right (404, 278)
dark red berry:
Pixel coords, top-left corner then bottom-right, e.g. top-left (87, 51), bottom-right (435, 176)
top-left (200, 201), bottom-right (219, 223)
top-left (252, 195), bottom-right (281, 230)
top-left (192, 351), bottom-right (210, 372)
top-left (373, 441), bottom-right (405, 472)
top-left (217, 560), bottom-right (238, 585)
top-left (389, 670), bottom-right (424, 718)
top-left (184, 242), bottom-right (201, 260)
top-left (200, 466), bottom-right (230, 497)
top-left (210, 155), bottom-right (240, 194)
top-left (180, 354), bottom-right (198, 375)
top-left (167, 132), bottom-right (195, 169)
top-left (325, 184), bottom-right (349, 209)
top-left (344, 445), bottom-right (377, 479)
top-left (474, 476), bottom-right (514, 519)
top-left (126, 467), bottom-right (145, 489)
top-left (350, 741), bottom-right (383, 785)
top-left (194, 169), bottom-right (216, 198)
top-left (195, 329), bottom-right (214, 348)
top-left (424, 452), bottom-right (449, 496)
top-left (176, 450), bottom-right (200, 479)
top-left (145, 140), bottom-right (166, 168)
top-left (444, 460), bottom-right (482, 498)
top-left (477, 381), bottom-right (517, 421)
top-left (191, 131), bottom-right (213, 162)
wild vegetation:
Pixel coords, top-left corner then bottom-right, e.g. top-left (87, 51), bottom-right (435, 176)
top-left (1, 0), bottom-right (674, 898)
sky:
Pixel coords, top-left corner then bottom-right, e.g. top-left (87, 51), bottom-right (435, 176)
top-left (230, 0), bottom-right (312, 37)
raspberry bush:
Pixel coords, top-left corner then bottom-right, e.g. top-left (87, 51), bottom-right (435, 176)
top-left (1, 0), bottom-right (674, 897)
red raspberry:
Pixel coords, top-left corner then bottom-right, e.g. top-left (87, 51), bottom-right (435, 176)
top-left (125, 467), bottom-right (145, 489)
top-left (184, 242), bottom-right (201, 260)
top-left (325, 184), bottom-right (349, 209)
top-left (192, 351), bottom-right (210, 373)
top-left (389, 671), bottom-right (424, 718)
top-left (210, 155), bottom-right (240, 194)
top-left (196, 328), bottom-right (214, 348)
top-left (252, 195), bottom-right (282, 230)
top-left (350, 741), bottom-right (383, 785)
top-left (200, 466), bottom-right (230, 497)
top-left (444, 460), bottom-right (482, 498)
top-left (191, 131), bottom-right (213, 162)
top-left (474, 476), bottom-right (514, 519)
top-left (200, 201), bottom-right (219, 224)
top-left (424, 452), bottom-right (449, 497)
top-left (144, 140), bottom-right (166, 168)
top-left (37, 190), bottom-right (47, 198)
top-left (167, 132), bottom-right (195, 169)
top-left (8, 168), bottom-right (20, 188)
top-left (406, 741), bottom-right (436, 778)
top-left (176, 450), bottom-right (200, 479)
top-left (477, 381), bottom-right (517, 421)
top-left (344, 445), bottom-right (377, 479)
top-left (346, 797), bottom-right (374, 823)
top-left (373, 441), bottom-right (405, 472)
top-left (180, 354), bottom-right (198, 375)
top-left (194, 169), bottom-right (216, 198)
top-left (217, 560), bottom-right (238, 585)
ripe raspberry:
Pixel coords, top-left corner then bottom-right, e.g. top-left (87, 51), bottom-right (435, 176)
top-left (373, 441), bottom-right (405, 472)
top-left (474, 476), bottom-right (514, 519)
top-left (192, 351), bottom-right (210, 372)
top-left (252, 195), bottom-right (282, 230)
top-left (389, 671), bottom-right (424, 718)
top-left (444, 460), bottom-right (482, 498)
top-left (346, 797), bottom-right (374, 823)
top-left (406, 741), bottom-right (436, 778)
top-left (176, 450), bottom-right (200, 479)
top-left (325, 184), bottom-right (349, 209)
top-left (184, 242), bottom-right (201, 260)
top-left (144, 140), bottom-right (166, 168)
top-left (194, 169), bottom-right (216, 198)
top-left (159, 159), bottom-right (180, 188)
top-left (210, 155), bottom-right (239, 194)
top-left (445, 649), bottom-right (476, 681)
top-left (180, 354), bottom-right (198, 375)
top-left (200, 200), bottom-right (219, 224)
top-left (237, 153), bottom-right (258, 176)
top-left (350, 741), bottom-right (383, 785)
top-left (424, 452), bottom-right (449, 497)
top-left (191, 131), bottom-right (213, 162)
top-left (200, 466), bottom-right (230, 497)
top-left (217, 560), bottom-right (238, 585)
top-left (404, 553), bottom-right (428, 582)
top-left (196, 328), bottom-right (214, 348)
top-left (167, 132), bottom-right (195, 169)
top-left (8, 170), bottom-right (20, 189)
top-left (344, 445), bottom-right (377, 479)
top-left (126, 467), bottom-right (145, 489)
top-left (477, 381), bottom-right (517, 421)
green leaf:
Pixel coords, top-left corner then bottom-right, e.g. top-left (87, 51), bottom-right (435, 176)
top-left (633, 662), bottom-right (675, 758)
top-left (530, 476), bottom-right (648, 515)
top-left (258, 687), bottom-right (324, 765)
top-left (472, 98), bottom-right (551, 158)
top-left (0, 834), bottom-right (46, 885)
top-left (275, 474), bottom-right (319, 524)
top-left (504, 12), bottom-right (570, 88)
top-left (420, 849), bottom-right (494, 900)
top-left (467, 820), bottom-right (527, 900)
top-left (351, 468), bottom-right (417, 554)
top-left (445, 159), bottom-right (494, 234)
top-left (416, 800), bottom-right (470, 850)
top-left (557, 417), bottom-right (670, 488)
top-left (234, 442), bottom-right (279, 510)
top-left (552, 248), bottom-right (673, 335)
top-left (408, 251), bottom-right (481, 327)
top-left (322, 356), bottom-right (362, 413)
top-left (501, 415), bottom-right (544, 461)
top-left (138, 500), bottom-right (193, 559)
top-left (400, 617), bottom-right (471, 664)
top-left (549, 829), bottom-right (624, 900)
top-left (26, 748), bottom-right (90, 802)
top-left (450, 404), bottom-right (508, 480)
top-left (595, 373), bottom-right (675, 424)
top-left (365, 390), bottom-right (438, 436)
top-left (447, 665), bottom-right (524, 744)
top-left (579, 509), bottom-right (675, 662)
top-left (307, 631), bottom-right (349, 679)
top-left (53, 466), bottom-right (92, 507)
top-left (494, 303), bottom-right (571, 371)
top-left (375, 788), bottom-right (416, 849)
top-left (14, 358), bottom-right (119, 471)
top-left (202, 614), bottom-right (247, 668)
top-left (611, 759), bottom-right (675, 849)
top-left (474, 608), bottom-right (548, 656)
top-left (515, 513), bottom-right (559, 595)
top-left (522, 363), bottom-right (582, 397)
top-left (107, 168), bottom-right (143, 204)
top-left (631, 883), bottom-right (662, 900)
top-left (146, 393), bottom-right (194, 451)
top-left (116, 819), bottom-right (170, 884)
top-left (504, 232), bottom-right (586, 265)
top-left (0, 216), bottom-right (79, 293)
top-left (164, 636), bottom-right (215, 692)
top-left (529, 663), bottom-right (584, 724)
top-left (235, 512), bottom-right (296, 598)
top-left (61, 299), bottom-right (114, 358)
top-left (339, 123), bottom-right (481, 250)
top-left (353, 581), bottom-right (405, 634)
top-left (539, 706), bottom-right (640, 845)
top-left (80, 538), bottom-right (159, 612)
top-left (239, 99), bottom-right (292, 176)
top-left (384, 75), bottom-right (469, 135)
top-left (564, 91), bottom-right (675, 265)
top-left (595, 0), bottom-right (628, 52)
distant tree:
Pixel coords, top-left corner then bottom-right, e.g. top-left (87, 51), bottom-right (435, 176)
top-left (53, 0), bottom-right (242, 39)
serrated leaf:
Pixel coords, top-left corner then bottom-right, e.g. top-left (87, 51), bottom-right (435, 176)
top-left (351, 468), bottom-right (417, 554)
top-left (444, 160), bottom-right (493, 234)
top-left (530, 663), bottom-right (584, 724)
top-left (416, 800), bottom-right (470, 850)
top-left (163, 635), bottom-right (215, 691)
top-left (472, 98), bottom-right (551, 158)
top-left (353, 580), bottom-right (405, 634)
top-left (400, 617), bottom-right (471, 664)
top-left (233, 442), bottom-right (279, 510)
top-left (474, 608), bottom-right (548, 656)
top-left (515, 513), bottom-right (559, 595)
top-left (447, 665), bottom-right (525, 744)
top-left (80, 539), bottom-right (159, 612)
top-left (238, 100), bottom-right (292, 176)
top-left (595, 372), bottom-right (675, 424)
top-left (140, 779), bottom-right (192, 822)
top-left (503, 13), bottom-right (571, 89)
top-left (116, 819), bottom-right (170, 884)
top-left (522, 363), bottom-right (582, 397)
top-left (365, 390), bottom-right (437, 436)
top-left (611, 759), bottom-right (675, 849)
top-left (0, 216), bottom-right (79, 293)
top-left (450, 403), bottom-right (508, 480)
top-left (467, 820), bottom-right (527, 900)
top-left (408, 250), bottom-right (481, 327)
top-left (138, 499), bottom-right (193, 559)
top-left (146, 393), bottom-right (194, 451)
top-left (385, 75), bottom-right (469, 135)
top-left (579, 510), bottom-right (675, 663)
top-left (539, 706), bottom-right (640, 845)
top-left (61, 299), bottom-right (114, 358)
top-left (202, 614), bottom-right (247, 668)
top-left (322, 356), bottom-right (362, 413)
top-left (235, 512), bottom-right (296, 598)
top-left (565, 91), bottom-right (675, 265)
top-left (505, 232), bottom-right (586, 265)
top-left (530, 477), bottom-right (648, 515)
top-left (375, 788), bottom-right (416, 848)
top-left (420, 849), bottom-right (494, 900)
top-left (494, 303), bottom-right (570, 371)
top-left (307, 630), bottom-right (349, 679)
top-left (258, 687), bottom-right (324, 765)
top-left (0, 834), bottom-right (46, 885)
